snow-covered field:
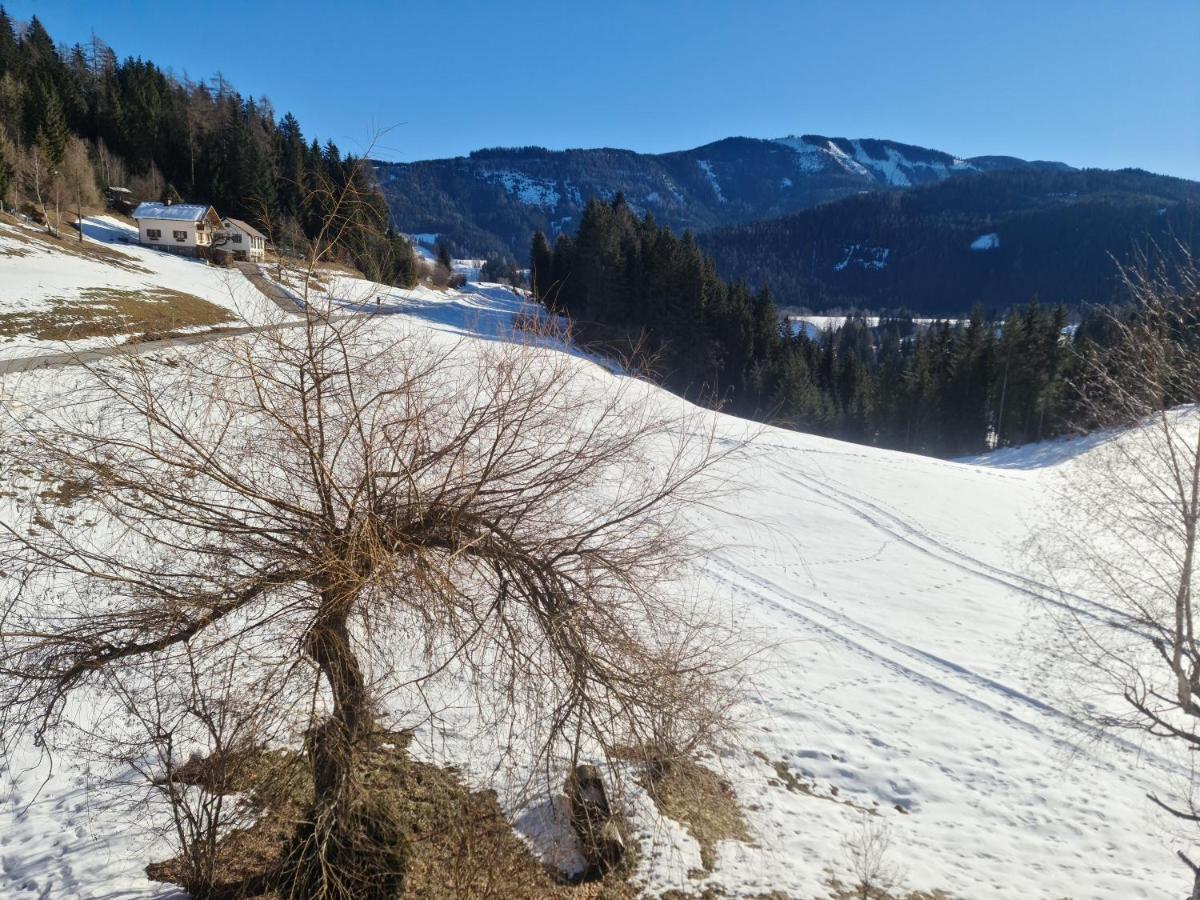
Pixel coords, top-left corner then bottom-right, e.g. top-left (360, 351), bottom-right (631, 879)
top-left (0, 216), bottom-right (281, 360)
top-left (788, 315), bottom-right (959, 339)
top-left (0, 252), bottom-right (1189, 898)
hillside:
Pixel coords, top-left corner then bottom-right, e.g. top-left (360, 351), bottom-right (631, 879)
top-left (0, 232), bottom-right (1192, 899)
top-left (370, 135), bottom-right (1069, 259)
top-left (701, 166), bottom-right (1200, 315)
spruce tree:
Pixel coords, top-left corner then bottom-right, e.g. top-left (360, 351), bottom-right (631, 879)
top-left (529, 230), bottom-right (553, 303)
top-left (388, 231), bottom-right (419, 289)
top-left (0, 7), bottom-right (16, 80)
top-left (37, 90), bottom-right (68, 167)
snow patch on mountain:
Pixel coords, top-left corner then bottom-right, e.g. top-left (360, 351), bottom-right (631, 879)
top-left (697, 159), bottom-right (726, 203)
top-left (848, 140), bottom-right (979, 188)
top-left (774, 136), bottom-right (832, 173)
top-left (480, 169), bottom-right (560, 209)
top-left (834, 243), bottom-right (891, 272)
top-left (822, 140), bottom-right (872, 177)
top-left (562, 179), bottom-right (583, 206)
top-left (773, 136), bottom-right (980, 188)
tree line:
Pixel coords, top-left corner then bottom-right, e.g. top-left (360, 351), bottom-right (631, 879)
top-left (532, 194), bottom-right (1154, 457)
top-left (0, 9), bottom-right (419, 285)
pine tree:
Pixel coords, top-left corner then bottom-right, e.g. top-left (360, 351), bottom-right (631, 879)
top-left (388, 230), bottom-right (419, 289)
top-left (529, 230), bottom-right (553, 303)
top-left (37, 89), bottom-right (68, 168)
top-left (0, 7), bottom-right (16, 80)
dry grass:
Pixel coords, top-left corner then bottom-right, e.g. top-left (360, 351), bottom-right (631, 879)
top-left (632, 754), bottom-right (750, 873)
top-left (753, 752), bottom-right (881, 817)
top-left (0, 214), bottom-right (149, 271)
top-left (145, 731), bottom-right (616, 900)
top-left (822, 877), bottom-right (958, 900)
top-left (37, 476), bottom-right (96, 507)
top-left (0, 288), bottom-right (235, 341)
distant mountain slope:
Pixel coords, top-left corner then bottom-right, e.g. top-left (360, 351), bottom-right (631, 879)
top-left (371, 135), bottom-right (1069, 258)
top-left (700, 167), bottom-right (1200, 316)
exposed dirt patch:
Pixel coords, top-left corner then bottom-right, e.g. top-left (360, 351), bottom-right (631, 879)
top-left (0, 288), bottom-right (235, 341)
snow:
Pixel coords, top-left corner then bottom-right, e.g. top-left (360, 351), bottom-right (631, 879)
top-left (697, 159), bottom-right (727, 203)
top-left (971, 232), bottom-right (1001, 251)
top-left (788, 315), bottom-right (956, 339)
top-left (480, 168), bottom-right (560, 209)
top-left (785, 139), bottom-right (833, 174)
top-left (131, 202), bottom-right (211, 222)
top-left (833, 243), bottom-right (890, 272)
top-left (0, 216), bottom-right (280, 360)
top-left (0, 257), bottom-right (1194, 898)
top-left (773, 136), bottom-right (978, 187)
top-left (820, 139), bottom-right (872, 177)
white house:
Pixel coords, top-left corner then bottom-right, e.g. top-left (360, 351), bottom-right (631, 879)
top-left (131, 202), bottom-right (222, 258)
top-left (222, 217), bottom-right (267, 262)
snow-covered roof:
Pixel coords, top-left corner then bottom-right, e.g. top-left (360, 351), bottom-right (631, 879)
top-left (131, 202), bottom-right (213, 222)
top-left (223, 217), bottom-right (266, 240)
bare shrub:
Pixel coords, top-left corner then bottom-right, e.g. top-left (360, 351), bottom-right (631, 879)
top-left (121, 643), bottom-right (296, 896)
top-left (1029, 250), bottom-right (1200, 893)
top-left (841, 814), bottom-right (904, 900)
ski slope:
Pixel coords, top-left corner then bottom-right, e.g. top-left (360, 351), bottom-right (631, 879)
top-left (0, 260), bottom-right (1189, 898)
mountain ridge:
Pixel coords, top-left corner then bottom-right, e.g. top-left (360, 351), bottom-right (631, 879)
top-left (370, 134), bottom-right (1075, 258)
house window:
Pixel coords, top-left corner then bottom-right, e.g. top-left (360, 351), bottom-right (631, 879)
top-left (173, 230), bottom-right (187, 242)
top-left (232, 233), bottom-right (243, 244)
top-left (147, 228), bottom-right (161, 240)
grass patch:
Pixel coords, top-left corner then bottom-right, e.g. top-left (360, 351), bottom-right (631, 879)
top-left (146, 730), bottom-right (601, 899)
top-left (0, 288), bottom-right (235, 341)
top-left (631, 753), bottom-right (750, 873)
top-left (0, 217), bottom-right (149, 271)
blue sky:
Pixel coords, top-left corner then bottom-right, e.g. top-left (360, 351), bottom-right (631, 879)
top-left (7, 0), bottom-right (1199, 178)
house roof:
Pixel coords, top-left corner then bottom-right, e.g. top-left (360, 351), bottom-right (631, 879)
top-left (223, 217), bottom-right (266, 240)
top-left (132, 202), bottom-right (213, 222)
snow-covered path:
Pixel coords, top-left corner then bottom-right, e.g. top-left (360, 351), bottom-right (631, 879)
top-left (666, 429), bottom-right (1177, 899)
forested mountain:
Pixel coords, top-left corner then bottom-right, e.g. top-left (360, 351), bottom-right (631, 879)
top-left (0, 9), bottom-right (418, 282)
top-left (701, 167), bottom-right (1200, 316)
top-left (535, 196), bottom-right (1087, 456)
top-left (371, 136), bottom-right (1068, 259)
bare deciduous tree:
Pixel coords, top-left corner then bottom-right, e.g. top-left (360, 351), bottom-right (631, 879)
top-left (1031, 251), bottom-right (1200, 894)
top-left (0, 282), bottom-right (741, 895)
